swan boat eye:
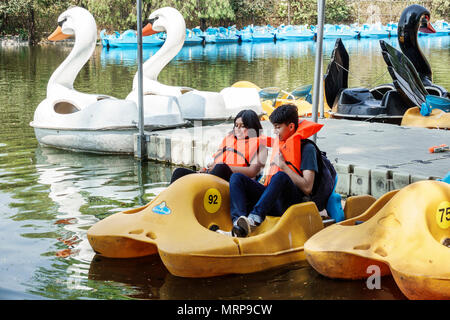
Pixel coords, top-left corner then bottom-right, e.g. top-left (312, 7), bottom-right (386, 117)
top-left (147, 17), bottom-right (157, 25)
top-left (58, 17), bottom-right (67, 27)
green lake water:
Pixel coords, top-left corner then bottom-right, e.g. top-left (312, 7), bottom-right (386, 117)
top-left (0, 37), bottom-right (448, 300)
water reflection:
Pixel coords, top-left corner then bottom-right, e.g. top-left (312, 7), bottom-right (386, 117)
top-left (98, 36), bottom-right (448, 92)
top-left (88, 256), bottom-right (407, 300)
top-left (21, 146), bottom-right (173, 298)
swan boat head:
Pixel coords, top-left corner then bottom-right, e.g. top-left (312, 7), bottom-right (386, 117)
top-left (398, 4), bottom-right (447, 97)
top-left (130, 7), bottom-right (189, 96)
top-left (124, 7), bottom-right (189, 128)
top-left (46, 7), bottom-right (104, 104)
top-left (398, 5), bottom-right (435, 86)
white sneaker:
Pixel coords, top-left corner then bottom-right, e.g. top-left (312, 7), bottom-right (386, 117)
top-left (236, 216), bottom-right (259, 237)
top-left (215, 229), bottom-right (233, 237)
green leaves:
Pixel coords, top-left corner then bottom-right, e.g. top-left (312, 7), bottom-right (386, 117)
top-left (231, 0), bottom-right (276, 25)
top-left (2, 0), bottom-right (446, 40)
top-left (277, 0), bottom-right (354, 25)
top-left (431, 0), bottom-right (449, 20)
top-left (174, 0), bottom-right (235, 25)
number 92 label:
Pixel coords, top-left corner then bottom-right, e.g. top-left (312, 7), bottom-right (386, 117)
top-left (436, 201), bottom-right (450, 229)
top-left (203, 188), bottom-right (222, 213)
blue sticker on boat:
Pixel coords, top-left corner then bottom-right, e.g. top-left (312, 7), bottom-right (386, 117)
top-left (152, 201), bottom-right (171, 215)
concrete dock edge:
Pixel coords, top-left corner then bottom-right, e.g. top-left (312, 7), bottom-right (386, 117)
top-left (142, 119), bottom-right (447, 198)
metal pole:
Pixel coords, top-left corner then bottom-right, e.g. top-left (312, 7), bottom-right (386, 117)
top-left (311, 0), bottom-right (325, 143)
top-left (319, 61), bottom-right (324, 118)
top-left (136, 0), bottom-right (146, 160)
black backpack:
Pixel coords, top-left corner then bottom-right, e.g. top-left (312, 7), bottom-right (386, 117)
top-left (301, 139), bottom-right (337, 211)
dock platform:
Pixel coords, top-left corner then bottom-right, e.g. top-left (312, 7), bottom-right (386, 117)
top-left (139, 118), bottom-right (449, 198)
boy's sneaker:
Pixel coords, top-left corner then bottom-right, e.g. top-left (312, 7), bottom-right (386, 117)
top-left (210, 224), bottom-right (234, 237)
top-left (235, 216), bottom-right (259, 237)
top-left (231, 225), bottom-right (247, 238)
top-left (215, 229), bottom-right (233, 237)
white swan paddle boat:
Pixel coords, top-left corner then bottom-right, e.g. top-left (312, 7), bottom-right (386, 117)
top-left (30, 7), bottom-right (187, 154)
top-left (133, 7), bottom-right (263, 122)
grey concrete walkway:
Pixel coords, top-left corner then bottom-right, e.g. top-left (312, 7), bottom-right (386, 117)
top-left (142, 118), bottom-right (449, 198)
top-left (314, 118), bottom-right (449, 178)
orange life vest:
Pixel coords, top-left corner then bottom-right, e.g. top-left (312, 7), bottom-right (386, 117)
top-left (263, 119), bottom-right (323, 186)
top-left (213, 134), bottom-right (272, 167)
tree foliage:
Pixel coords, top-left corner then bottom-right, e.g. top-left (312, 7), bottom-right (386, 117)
top-left (430, 0), bottom-right (449, 20)
top-left (231, 0), bottom-right (277, 26)
top-left (1, 0), bottom-right (447, 43)
top-left (277, 0), bottom-right (354, 25)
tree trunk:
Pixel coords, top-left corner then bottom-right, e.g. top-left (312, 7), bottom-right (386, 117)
top-left (200, 18), bottom-right (206, 31)
top-left (288, 0), bottom-right (291, 25)
top-left (28, 5), bottom-right (37, 45)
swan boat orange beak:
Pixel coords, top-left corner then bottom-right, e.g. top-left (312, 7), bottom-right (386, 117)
top-left (419, 15), bottom-right (436, 34)
top-left (48, 26), bottom-right (71, 41)
top-left (142, 22), bottom-right (159, 36)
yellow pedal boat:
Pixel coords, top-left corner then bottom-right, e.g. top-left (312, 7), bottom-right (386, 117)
top-left (401, 106), bottom-right (450, 129)
top-left (87, 174), bottom-right (375, 278)
top-left (304, 180), bottom-right (450, 300)
top-left (231, 81), bottom-right (330, 120)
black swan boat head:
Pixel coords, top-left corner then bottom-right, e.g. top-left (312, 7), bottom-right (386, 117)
top-left (323, 4), bottom-right (447, 123)
top-left (397, 4), bottom-right (447, 97)
top-left (398, 4), bottom-right (436, 89)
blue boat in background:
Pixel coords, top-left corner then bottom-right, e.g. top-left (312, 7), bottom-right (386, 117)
top-left (359, 22), bottom-right (390, 38)
top-left (100, 19), bottom-right (449, 49)
top-left (204, 27), bottom-right (218, 43)
top-left (237, 26), bottom-right (252, 42)
top-left (320, 24), bottom-right (359, 39)
top-left (387, 23), bottom-right (398, 37)
top-left (100, 29), bottom-right (164, 48)
top-left (216, 26), bottom-right (239, 43)
top-left (251, 25), bottom-right (275, 42)
top-left (276, 25), bottom-right (315, 41)
top-left (185, 28), bottom-right (204, 45)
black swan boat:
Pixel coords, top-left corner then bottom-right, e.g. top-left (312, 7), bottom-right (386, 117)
top-left (324, 4), bottom-right (448, 124)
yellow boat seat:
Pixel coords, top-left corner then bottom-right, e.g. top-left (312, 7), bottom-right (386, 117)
top-left (274, 99), bottom-right (330, 118)
top-left (401, 106), bottom-right (450, 129)
top-left (261, 98), bottom-right (330, 119)
top-left (304, 180), bottom-right (450, 300)
top-left (87, 174), bottom-right (375, 278)
top-left (230, 80), bottom-right (330, 119)
top-left (231, 81), bottom-right (261, 90)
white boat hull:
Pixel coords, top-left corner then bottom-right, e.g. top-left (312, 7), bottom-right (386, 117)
top-left (33, 127), bottom-right (137, 154)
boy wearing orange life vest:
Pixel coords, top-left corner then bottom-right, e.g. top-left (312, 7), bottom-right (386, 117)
top-left (225, 104), bottom-right (331, 237)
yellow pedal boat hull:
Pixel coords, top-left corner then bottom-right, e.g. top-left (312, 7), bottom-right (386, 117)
top-left (87, 174), bottom-right (323, 277)
top-left (87, 174), bottom-right (375, 278)
top-left (401, 106), bottom-right (450, 129)
top-left (304, 180), bottom-right (450, 300)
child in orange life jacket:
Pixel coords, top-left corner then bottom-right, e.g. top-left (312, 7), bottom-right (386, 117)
top-left (222, 104), bottom-right (326, 237)
top-left (169, 109), bottom-right (268, 184)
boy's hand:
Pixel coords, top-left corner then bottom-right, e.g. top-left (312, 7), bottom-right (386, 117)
top-left (206, 162), bottom-right (215, 171)
top-left (273, 152), bottom-right (286, 170)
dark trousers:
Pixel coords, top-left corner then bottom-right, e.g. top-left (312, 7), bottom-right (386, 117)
top-left (229, 171), bottom-right (307, 224)
top-left (170, 163), bottom-right (234, 184)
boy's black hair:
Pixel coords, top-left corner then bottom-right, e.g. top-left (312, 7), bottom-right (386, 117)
top-left (269, 104), bottom-right (299, 130)
top-left (234, 109), bottom-right (263, 137)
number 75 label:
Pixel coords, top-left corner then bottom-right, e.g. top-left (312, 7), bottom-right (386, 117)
top-left (436, 201), bottom-right (450, 229)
